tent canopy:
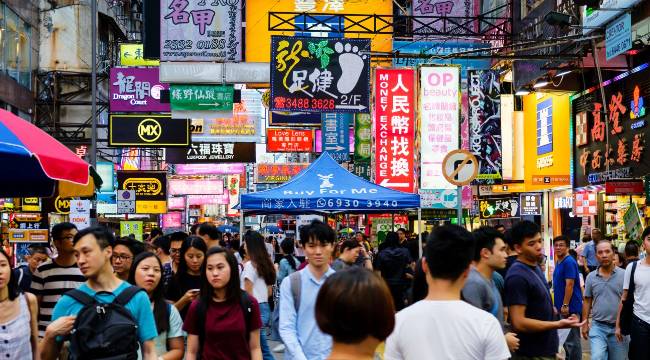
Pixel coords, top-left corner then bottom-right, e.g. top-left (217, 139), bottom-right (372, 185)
top-left (239, 152), bottom-right (420, 214)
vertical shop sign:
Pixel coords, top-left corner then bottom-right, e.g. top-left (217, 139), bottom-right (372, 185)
top-left (160, 0), bottom-right (242, 61)
top-left (623, 202), bottom-right (643, 241)
top-left (520, 193), bottom-right (542, 215)
top-left (468, 70), bottom-right (502, 184)
top-left (419, 66), bottom-right (460, 190)
top-left (374, 68), bottom-right (415, 192)
top-left (69, 200), bottom-right (91, 230)
top-left (227, 174), bottom-right (240, 216)
top-left (321, 113), bottom-right (351, 162)
top-left (354, 113), bottom-right (372, 163)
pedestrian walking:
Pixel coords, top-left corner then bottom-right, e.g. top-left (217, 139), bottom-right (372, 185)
top-left (581, 239), bottom-right (628, 360)
top-left (552, 235), bottom-right (583, 359)
top-left (111, 237), bottom-right (145, 281)
top-left (184, 246), bottom-right (263, 360)
top-left (385, 225), bottom-right (510, 360)
top-left (271, 238), bottom-right (300, 352)
top-left (316, 267), bottom-right (395, 360)
top-left (582, 229), bottom-right (603, 274)
top-left (13, 244), bottom-right (49, 293)
top-left (129, 252), bottom-right (185, 360)
top-left (374, 231), bottom-right (413, 311)
top-left (198, 223), bottom-right (222, 249)
top-left (168, 231), bottom-right (187, 274)
top-left (332, 239), bottom-right (367, 271)
top-left (152, 235), bottom-right (174, 288)
top-left (0, 248), bottom-right (39, 359)
top-left (165, 236), bottom-right (207, 318)
top-left (279, 220), bottom-right (337, 360)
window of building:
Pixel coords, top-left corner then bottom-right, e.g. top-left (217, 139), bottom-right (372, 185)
top-left (0, 3), bottom-right (32, 89)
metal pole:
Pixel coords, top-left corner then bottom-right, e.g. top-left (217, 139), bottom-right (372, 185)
top-left (90, 0), bottom-right (97, 168)
top-left (592, 39), bottom-right (610, 174)
top-left (418, 208), bottom-right (423, 258)
top-left (457, 186), bottom-right (463, 226)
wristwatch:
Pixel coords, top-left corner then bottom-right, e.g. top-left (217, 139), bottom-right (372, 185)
top-left (561, 304), bottom-right (569, 308)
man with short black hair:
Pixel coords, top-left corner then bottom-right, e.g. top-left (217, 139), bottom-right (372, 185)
top-left (147, 228), bottom-right (163, 243)
top-left (111, 238), bottom-right (145, 281)
top-left (495, 224), bottom-right (506, 235)
top-left (505, 221), bottom-right (582, 360)
top-left (582, 229), bottom-right (603, 273)
top-left (197, 223), bottom-right (221, 249)
top-left (397, 228), bottom-right (408, 246)
top-left (552, 235), bottom-right (583, 359)
top-left (153, 235), bottom-right (173, 287)
top-left (14, 244), bottom-right (49, 292)
top-left (332, 239), bottom-right (372, 271)
top-left (169, 231), bottom-right (187, 274)
top-left (385, 225), bottom-right (510, 360)
top-left (40, 226), bottom-right (158, 360)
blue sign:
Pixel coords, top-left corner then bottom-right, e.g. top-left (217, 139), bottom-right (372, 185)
top-left (295, 15), bottom-right (343, 38)
top-left (321, 113), bottom-right (351, 162)
top-left (392, 41), bottom-right (491, 78)
top-left (606, 13), bottom-right (632, 60)
top-left (537, 98), bottom-right (553, 156)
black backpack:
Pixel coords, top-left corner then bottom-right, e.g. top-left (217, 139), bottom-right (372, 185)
top-left (65, 286), bottom-right (143, 360)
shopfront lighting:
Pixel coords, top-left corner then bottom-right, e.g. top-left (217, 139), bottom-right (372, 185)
top-left (515, 88), bottom-right (531, 96)
top-left (555, 69), bottom-right (573, 77)
top-left (533, 77), bottom-right (550, 88)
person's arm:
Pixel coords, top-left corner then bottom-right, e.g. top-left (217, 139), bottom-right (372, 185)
top-left (278, 277), bottom-right (308, 360)
top-left (244, 278), bottom-right (255, 297)
top-left (161, 337), bottom-right (184, 360)
top-left (26, 293), bottom-right (40, 360)
top-left (140, 340), bottom-right (157, 360)
top-left (615, 289), bottom-right (628, 342)
top-left (185, 334), bottom-right (200, 360)
top-left (561, 278), bottom-right (575, 316)
top-left (581, 297), bottom-right (593, 340)
top-left (580, 255), bottom-right (589, 272)
top-left (39, 316), bottom-right (75, 360)
top-left (509, 305), bottom-right (581, 333)
top-left (174, 289), bottom-right (198, 311)
top-left (248, 329), bottom-right (262, 360)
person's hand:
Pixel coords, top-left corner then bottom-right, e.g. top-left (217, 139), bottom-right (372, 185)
top-left (561, 305), bottom-right (570, 317)
top-left (557, 314), bottom-right (584, 328)
top-left (615, 326), bottom-right (624, 342)
top-left (505, 332), bottom-right (519, 352)
top-left (45, 316), bottom-right (76, 338)
top-left (581, 321), bottom-right (590, 340)
top-left (182, 289), bottom-right (200, 302)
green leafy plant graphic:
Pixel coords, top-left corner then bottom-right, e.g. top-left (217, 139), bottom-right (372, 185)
top-left (308, 40), bottom-right (335, 69)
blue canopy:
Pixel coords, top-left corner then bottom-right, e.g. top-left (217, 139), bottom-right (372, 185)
top-left (239, 152), bottom-right (420, 213)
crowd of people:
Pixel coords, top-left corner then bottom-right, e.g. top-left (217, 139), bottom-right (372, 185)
top-left (0, 219), bottom-right (649, 360)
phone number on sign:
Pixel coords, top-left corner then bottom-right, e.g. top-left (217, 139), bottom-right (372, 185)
top-left (316, 199), bottom-right (399, 208)
top-left (273, 96), bottom-right (335, 111)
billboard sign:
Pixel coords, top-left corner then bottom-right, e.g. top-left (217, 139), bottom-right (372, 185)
top-left (116, 171), bottom-right (167, 214)
top-left (168, 178), bottom-right (224, 196)
top-left (255, 163), bottom-right (310, 183)
top-left (266, 129), bottom-right (313, 152)
top-left (468, 70), bottom-right (502, 184)
top-left (109, 68), bottom-right (169, 112)
top-left (170, 84), bottom-right (234, 111)
top-left (109, 115), bottom-right (189, 147)
top-left (166, 142), bottom-right (256, 163)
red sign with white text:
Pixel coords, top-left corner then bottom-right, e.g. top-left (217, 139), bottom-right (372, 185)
top-left (374, 69), bottom-right (415, 192)
top-left (266, 129), bottom-right (314, 152)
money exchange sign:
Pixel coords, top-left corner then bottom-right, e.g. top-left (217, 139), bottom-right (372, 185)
top-left (374, 68), bottom-right (415, 192)
top-left (468, 70), bottom-right (502, 184)
top-left (270, 36), bottom-right (370, 113)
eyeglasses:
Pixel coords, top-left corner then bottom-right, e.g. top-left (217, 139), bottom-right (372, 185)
top-left (170, 248), bottom-right (181, 254)
top-left (112, 254), bottom-right (132, 262)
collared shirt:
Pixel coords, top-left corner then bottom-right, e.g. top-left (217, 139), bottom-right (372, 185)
top-left (583, 241), bottom-right (599, 267)
top-left (279, 266), bottom-right (335, 360)
top-left (585, 266), bottom-right (625, 324)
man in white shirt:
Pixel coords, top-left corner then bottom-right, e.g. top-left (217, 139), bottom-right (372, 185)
top-left (385, 225), bottom-right (511, 360)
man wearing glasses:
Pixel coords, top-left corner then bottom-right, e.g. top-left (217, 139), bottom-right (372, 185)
top-left (168, 231), bottom-right (188, 274)
top-left (30, 222), bottom-right (85, 338)
top-left (111, 238), bottom-right (145, 281)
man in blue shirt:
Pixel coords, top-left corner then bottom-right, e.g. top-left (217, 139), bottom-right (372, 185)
top-left (40, 226), bottom-right (158, 360)
top-left (552, 235), bottom-right (583, 360)
top-left (279, 220), bottom-right (336, 360)
top-left (582, 228), bottom-right (602, 273)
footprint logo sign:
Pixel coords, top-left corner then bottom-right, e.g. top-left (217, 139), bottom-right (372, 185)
top-left (334, 42), bottom-right (367, 95)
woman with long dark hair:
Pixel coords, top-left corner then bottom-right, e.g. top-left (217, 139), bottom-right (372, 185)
top-left (0, 248), bottom-right (39, 359)
top-left (129, 252), bottom-right (184, 359)
top-left (184, 247), bottom-right (262, 360)
top-left (243, 231), bottom-right (277, 360)
top-left (165, 236), bottom-right (207, 318)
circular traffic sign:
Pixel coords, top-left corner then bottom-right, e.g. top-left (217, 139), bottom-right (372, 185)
top-left (442, 149), bottom-right (478, 186)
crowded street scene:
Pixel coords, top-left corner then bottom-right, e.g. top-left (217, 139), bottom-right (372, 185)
top-left (2, 0), bottom-right (650, 359)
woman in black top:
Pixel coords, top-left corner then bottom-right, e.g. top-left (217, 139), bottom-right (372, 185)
top-left (165, 236), bottom-right (207, 318)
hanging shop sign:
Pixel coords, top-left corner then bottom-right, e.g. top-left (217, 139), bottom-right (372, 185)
top-left (255, 163), bottom-right (310, 183)
top-left (160, 0), bottom-right (242, 62)
top-left (227, 174), bottom-right (240, 216)
top-left (42, 193), bottom-right (71, 215)
top-left (479, 198), bottom-right (520, 219)
top-left (419, 65), bottom-right (461, 190)
top-left (520, 193), bottom-right (542, 216)
top-left (166, 142), bottom-right (256, 163)
top-left (572, 63), bottom-right (650, 188)
top-left (582, 0), bottom-right (642, 35)
top-left (162, 213), bottom-right (183, 229)
top-left (109, 68), bottom-right (169, 112)
top-left (605, 13), bottom-right (632, 60)
top-left (170, 84), bottom-right (234, 111)
top-left (69, 200), bottom-right (91, 230)
top-left (623, 202), bottom-right (644, 241)
top-left (352, 162), bottom-right (371, 180)
top-left (355, 113), bottom-right (372, 163)
top-left (119, 43), bottom-right (159, 66)
top-left (605, 180), bottom-right (645, 195)
top-left (574, 191), bottom-right (598, 216)
top-left (373, 68), bottom-right (415, 192)
top-left (314, 129), bottom-right (354, 153)
top-left (96, 162), bottom-right (115, 193)
top-left (321, 113), bottom-right (351, 162)
top-left (267, 129), bottom-right (313, 152)
top-left (175, 163), bottom-right (246, 175)
top-left (419, 189), bottom-right (458, 209)
top-left (187, 193), bottom-right (230, 206)
top-left (468, 70), bottom-right (502, 184)
top-left (117, 171), bottom-right (167, 214)
top-left (392, 40), bottom-right (491, 72)
top-left (109, 115), bottom-right (189, 147)
top-left (21, 198), bottom-right (40, 212)
top-left (554, 196), bottom-right (573, 209)
top-left (8, 213), bottom-right (48, 242)
top-left (168, 178), bottom-right (224, 196)
top-left (120, 221), bottom-right (143, 241)
top-left (8, 229), bottom-right (48, 243)
top-left (269, 112), bottom-right (322, 126)
top-left (270, 36), bottom-right (371, 113)
top-left (412, 0), bottom-right (479, 36)
top-left (167, 196), bottom-right (186, 210)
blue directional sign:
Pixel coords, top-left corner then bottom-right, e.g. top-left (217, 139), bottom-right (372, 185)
top-left (606, 13), bottom-right (631, 60)
top-left (321, 113), bottom-right (351, 162)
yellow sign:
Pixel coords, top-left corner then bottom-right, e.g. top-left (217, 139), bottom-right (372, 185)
top-left (8, 229), bottom-right (49, 243)
top-left (119, 44), bottom-right (159, 66)
top-left (523, 92), bottom-right (572, 190)
top-left (137, 118), bottom-right (162, 142)
top-left (22, 198), bottom-right (40, 212)
top-left (54, 196), bottom-right (71, 214)
top-left (246, 0), bottom-right (393, 63)
top-left (491, 183), bottom-right (527, 193)
top-left (136, 201), bottom-right (167, 214)
top-left (122, 178), bottom-right (163, 196)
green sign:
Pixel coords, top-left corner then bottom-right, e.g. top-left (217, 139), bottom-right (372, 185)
top-left (120, 221), bottom-right (143, 241)
top-left (352, 162), bottom-right (371, 180)
top-left (623, 202), bottom-right (644, 243)
top-left (354, 113), bottom-right (372, 162)
top-left (170, 85), bottom-right (234, 111)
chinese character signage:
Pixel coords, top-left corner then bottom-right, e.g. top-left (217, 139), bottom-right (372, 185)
top-left (162, 213), bottom-right (183, 229)
top-left (572, 64), bottom-right (650, 188)
top-left (270, 36), bottom-right (371, 113)
top-left (170, 85), bottom-right (234, 111)
top-left (166, 142), bottom-right (256, 163)
top-left (227, 174), bottom-right (240, 216)
top-left (412, 0), bottom-right (478, 36)
top-left (537, 98), bottom-right (553, 155)
top-left (117, 171), bottom-right (167, 214)
top-left (479, 198), bottom-right (520, 219)
top-left (168, 178), bottom-right (224, 196)
top-left (468, 70), bottom-right (502, 184)
top-left (109, 68), bottom-right (169, 112)
top-left (161, 0), bottom-right (242, 61)
top-left (314, 129), bottom-right (354, 152)
top-left (267, 129), bottom-right (313, 152)
top-left (520, 193), bottom-right (542, 216)
top-left (374, 68), bottom-right (415, 192)
top-left (419, 65), bottom-right (460, 190)
top-left (255, 163), bottom-right (310, 183)
top-left (321, 113), bottom-right (351, 162)
top-left (175, 163), bottom-right (246, 175)
top-left (352, 162), bottom-right (371, 180)
top-left (355, 113), bottom-right (372, 162)
top-left (392, 40), bottom-right (491, 72)
top-left (120, 221), bottom-right (143, 241)
top-left (109, 115), bottom-right (189, 147)
top-left (119, 44), bottom-right (159, 66)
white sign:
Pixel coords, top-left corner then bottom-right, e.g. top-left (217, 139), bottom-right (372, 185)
top-left (69, 200), bottom-right (91, 230)
top-left (419, 66), bottom-right (460, 189)
top-left (117, 200), bottom-right (136, 214)
top-left (442, 150), bottom-right (479, 187)
top-left (582, 0), bottom-right (642, 35)
top-left (606, 13), bottom-right (632, 60)
top-left (117, 190), bottom-right (136, 201)
top-left (160, 62), bottom-right (269, 83)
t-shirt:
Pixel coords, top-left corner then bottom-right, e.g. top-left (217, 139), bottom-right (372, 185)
top-left (624, 260), bottom-right (650, 324)
top-left (584, 267), bottom-right (625, 324)
top-left (331, 258), bottom-right (353, 271)
top-left (13, 265), bottom-right (32, 293)
top-left (164, 272), bottom-right (202, 319)
top-left (583, 241), bottom-right (598, 267)
top-left (384, 300), bottom-right (510, 360)
top-left (137, 303), bottom-right (184, 360)
top-left (241, 261), bottom-right (269, 303)
top-left (183, 296), bottom-right (263, 360)
top-left (552, 255), bottom-right (583, 315)
top-left (462, 268), bottom-right (504, 326)
top-left (504, 261), bottom-right (558, 357)
top-left (30, 259), bottom-right (85, 337)
top-left (51, 281), bottom-right (158, 345)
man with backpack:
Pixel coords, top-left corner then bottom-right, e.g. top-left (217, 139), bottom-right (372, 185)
top-left (279, 220), bottom-right (337, 360)
top-left (40, 226), bottom-right (158, 360)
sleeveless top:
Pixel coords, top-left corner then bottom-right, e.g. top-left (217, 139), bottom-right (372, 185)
top-left (0, 295), bottom-right (33, 359)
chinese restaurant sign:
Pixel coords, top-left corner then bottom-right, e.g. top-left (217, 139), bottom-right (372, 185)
top-left (270, 36), bottom-right (370, 113)
top-left (374, 68), bottom-right (415, 192)
top-left (468, 70), bottom-right (502, 184)
top-left (166, 142), bottom-right (256, 163)
top-left (572, 63), bottom-right (650, 188)
top-left (174, 163), bottom-right (246, 175)
top-left (119, 44), bottom-right (159, 66)
top-left (110, 68), bottom-right (169, 112)
top-left (255, 163), bottom-right (310, 183)
top-left (479, 198), bottom-right (520, 219)
top-left (117, 171), bottom-right (167, 214)
top-left (321, 113), bottom-right (351, 162)
top-left (170, 84), bottom-right (234, 111)
top-left (161, 0), bottom-right (242, 61)
top-left (109, 115), bottom-right (189, 147)
top-left (266, 129), bottom-right (313, 152)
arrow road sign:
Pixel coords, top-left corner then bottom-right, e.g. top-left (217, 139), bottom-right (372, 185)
top-left (442, 150), bottom-right (479, 187)
top-left (379, 179), bottom-right (410, 188)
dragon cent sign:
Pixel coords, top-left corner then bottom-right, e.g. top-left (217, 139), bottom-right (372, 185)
top-left (110, 68), bottom-right (169, 112)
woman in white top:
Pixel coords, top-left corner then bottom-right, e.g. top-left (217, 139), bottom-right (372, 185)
top-left (242, 231), bottom-right (277, 360)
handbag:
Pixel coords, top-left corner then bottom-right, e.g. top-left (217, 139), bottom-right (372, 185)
top-left (620, 261), bottom-right (638, 335)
